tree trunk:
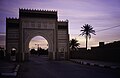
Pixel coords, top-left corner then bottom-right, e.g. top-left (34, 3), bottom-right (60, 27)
top-left (86, 35), bottom-right (88, 50)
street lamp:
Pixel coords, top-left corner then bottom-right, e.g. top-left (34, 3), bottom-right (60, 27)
top-left (35, 44), bottom-right (40, 50)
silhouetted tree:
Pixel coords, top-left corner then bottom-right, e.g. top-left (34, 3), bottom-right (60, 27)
top-left (69, 39), bottom-right (80, 51)
top-left (30, 48), bottom-right (36, 54)
top-left (80, 24), bottom-right (95, 49)
top-left (37, 47), bottom-right (48, 55)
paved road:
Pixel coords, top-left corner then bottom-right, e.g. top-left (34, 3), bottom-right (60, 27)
top-left (17, 55), bottom-right (120, 78)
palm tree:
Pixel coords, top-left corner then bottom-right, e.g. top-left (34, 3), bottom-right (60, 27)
top-left (80, 24), bottom-right (96, 50)
top-left (69, 39), bottom-right (80, 51)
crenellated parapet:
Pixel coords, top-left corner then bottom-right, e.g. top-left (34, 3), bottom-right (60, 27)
top-left (6, 17), bottom-right (19, 23)
top-left (58, 19), bottom-right (68, 30)
top-left (6, 17), bottom-right (19, 20)
top-left (58, 19), bottom-right (69, 23)
top-left (19, 8), bottom-right (57, 19)
top-left (19, 8), bottom-right (57, 13)
top-left (6, 17), bottom-right (19, 28)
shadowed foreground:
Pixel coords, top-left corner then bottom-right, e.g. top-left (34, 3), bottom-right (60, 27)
top-left (17, 55), bottom-right (120, 78)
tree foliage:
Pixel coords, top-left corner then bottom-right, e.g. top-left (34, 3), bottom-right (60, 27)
top-left (80, 24), bottom-right (95, 49)
top-left (69, 39), bottom-right (80, 51)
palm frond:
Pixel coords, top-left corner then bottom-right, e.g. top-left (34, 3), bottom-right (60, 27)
top-left (79, 24), bottom-right (96, 49)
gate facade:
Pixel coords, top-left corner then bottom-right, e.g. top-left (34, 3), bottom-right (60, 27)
top-left (6, 9), bottom-right (69, 61)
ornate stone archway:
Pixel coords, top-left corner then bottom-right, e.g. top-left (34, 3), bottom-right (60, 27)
top-left (26, 30), bottom-right (53, 54)
top-left (24, 29), bottom-right (54, 60)
top-left (6, 8), bottom-right (69, 61)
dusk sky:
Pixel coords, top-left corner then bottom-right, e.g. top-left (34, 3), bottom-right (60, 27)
top-left (0, 0), bottom-right (120, 48)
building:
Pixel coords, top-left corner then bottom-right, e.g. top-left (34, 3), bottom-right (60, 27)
top-left (6, 8), bottom-right (69, 61)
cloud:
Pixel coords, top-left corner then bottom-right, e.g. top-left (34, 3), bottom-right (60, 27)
top-left (29, 36), bottom-right (48, 49)
top-left (0, 0), bottom-right (120, 48)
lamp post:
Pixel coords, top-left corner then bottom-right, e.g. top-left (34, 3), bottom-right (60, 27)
top-left (35, 44), bottom-right (40, 50)
top-left (35, 44), bottom-right (41, 56)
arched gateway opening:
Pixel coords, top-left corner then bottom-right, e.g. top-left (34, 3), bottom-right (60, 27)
top-left (6, 8), bottom-right (69, 62)
top-left (24, 29), bottom-right (54, 61)
top-left (29, 36), bottom-right (48, 56)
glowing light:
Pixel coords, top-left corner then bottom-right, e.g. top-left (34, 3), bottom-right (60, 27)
top-left (29, 36), bottom-right (48, 50)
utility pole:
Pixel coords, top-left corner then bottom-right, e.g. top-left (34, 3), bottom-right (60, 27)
top-left (35, 44), bottom-right (40, 50)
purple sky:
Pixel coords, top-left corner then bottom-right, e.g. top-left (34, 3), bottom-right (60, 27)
top-left (0, 0), bottom-right (120, 48)
top-left (29, 36), bottom-right (48, 49)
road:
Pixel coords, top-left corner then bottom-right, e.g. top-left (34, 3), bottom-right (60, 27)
top-left (17, 55), bottom-right (120, 78)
